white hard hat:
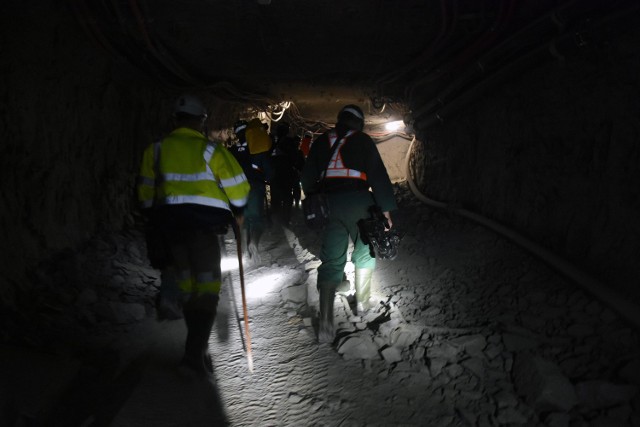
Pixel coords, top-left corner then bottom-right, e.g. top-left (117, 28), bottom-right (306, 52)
top-left (174, 94), bottom-right (207, 117)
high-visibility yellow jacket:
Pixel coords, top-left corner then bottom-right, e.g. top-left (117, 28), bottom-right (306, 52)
top-left (137, 127), bottom-right (250, 225)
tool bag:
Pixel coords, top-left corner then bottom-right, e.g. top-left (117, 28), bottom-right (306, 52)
top-left (245, 118), bottom-right (272, 154)
top-left (302, 192), bottom-right (330, 230)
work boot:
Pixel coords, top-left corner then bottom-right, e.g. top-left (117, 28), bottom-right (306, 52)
top-left (182, 309), bottom-right (216, 374)
top-left (318, 285), bottom-right (336, 344)
top-left (247, 241), bottom-right (261, 265)
top-left (245, 227), bottom-right (263, 266)
top-left (336, 272), bottom-right (351, 295)
top-left (355, 268), bottom-right (375, 315)
top-left (156, 294), bottom-right (183, 321)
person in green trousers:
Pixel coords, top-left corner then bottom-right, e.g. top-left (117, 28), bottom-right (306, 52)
top-left (301, 104), bottom-right (398, 344)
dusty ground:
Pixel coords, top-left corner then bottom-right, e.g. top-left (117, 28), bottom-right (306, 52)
top-left (2, 181), bottom-right (640, 426)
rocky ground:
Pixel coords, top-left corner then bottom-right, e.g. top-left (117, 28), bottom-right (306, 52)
top-left (1, 181), bottom-right (639, 426)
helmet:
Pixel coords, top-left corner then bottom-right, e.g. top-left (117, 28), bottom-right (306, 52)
top-left (174, 94), bottom-right (207, 118)
top-left (337, 104), bottom-right (365, 131)
top-left (233, 120), bottom-right (248, 134)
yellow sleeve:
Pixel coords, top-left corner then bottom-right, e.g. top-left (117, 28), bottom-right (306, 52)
top-left (211, 144), bottom-right (250, 208)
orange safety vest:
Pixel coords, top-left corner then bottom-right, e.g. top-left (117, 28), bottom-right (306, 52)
top-left (321, 130), bottom-right (368, 181)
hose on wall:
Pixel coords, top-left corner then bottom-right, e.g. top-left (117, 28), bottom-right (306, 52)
top-left (404, 136), bottom-right (640, 330)
top-left (412, 2), bottom-right (640, 131)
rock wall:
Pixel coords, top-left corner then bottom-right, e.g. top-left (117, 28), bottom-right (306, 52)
top-left (410, 23), bottom-right (640, 301)
top-left (376, 135), bottom-right (411, 183)
top-left (0, 2), bottom-right (169, 306)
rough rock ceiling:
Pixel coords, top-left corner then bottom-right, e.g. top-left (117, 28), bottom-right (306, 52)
top-left (69, 0), bottom-right (623, 129)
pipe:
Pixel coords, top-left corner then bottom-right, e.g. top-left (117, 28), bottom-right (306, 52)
top-left (403, 137), bottom-right (640, 330)
top-left (412, 0), bottom-right (580, 121)
top-left (406, 0), bottom-right (513, 101)
top-left (378, 0), bottom-right (453, 86)
top-left (413, 1), bottom-right (640, 130)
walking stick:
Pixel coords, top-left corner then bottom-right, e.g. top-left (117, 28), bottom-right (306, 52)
top-left (232, 221), bottom-right (254, 373)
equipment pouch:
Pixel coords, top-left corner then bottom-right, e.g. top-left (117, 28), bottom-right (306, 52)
top-left (302, 192), bottom-right (330, 230)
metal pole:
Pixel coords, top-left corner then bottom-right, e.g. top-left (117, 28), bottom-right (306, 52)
top-left (233, 222), bottom-right (254, 373)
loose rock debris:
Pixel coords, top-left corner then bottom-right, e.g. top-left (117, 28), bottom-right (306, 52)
top-left (3, 182), bottom-right (639, 427)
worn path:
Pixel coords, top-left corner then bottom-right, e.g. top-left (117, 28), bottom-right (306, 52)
top-left (1, 185), bottom-right (640, 427)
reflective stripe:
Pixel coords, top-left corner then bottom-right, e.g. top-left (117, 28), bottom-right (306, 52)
top-left (158, 195), bottom-right (230, 210)
top-left (177, 271), bottom-right (221, 294)
top-left (197, 280), bottom-right (222, 294)
top-left (140, 131), bottom-right (249, 212)
top-left (163, 171), bottom-right (215, 182)
top-left (204, 144), bottom-right (215, 163)
top-left (177, 269), bottom-right (194, 293)
top-left (220, 172), bottom-right (247, 188)
top-left (159, 144), bottom-right (216, 183)
top-left (204, 144), bottom-right (215, 178)
top-left (229, 195), bottom-right (249, 206)
top-left (325, 169), bottom-right (368, 179)
top-left (195, 272), bottom-right (222, 294)
top-left (320, 130), bottom-right (368, 182)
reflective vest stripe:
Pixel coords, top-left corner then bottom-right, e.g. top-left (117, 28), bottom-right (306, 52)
top-left (158, 194), bottom-right (230, 209)
top-left (158, 144), bottom-right (216, 183)
top-left (229, 195), bottom-right (249, 206)
top-left (220, 172), bottom-right (247, 188)
top-left (154, 142), bottom-right (230, 209)
top-left (320, 130), bottom-right (368, 182)
top-left (325, 169), bottom-right (368, 179)
top-left (137, 127), bottom-right (250, 212)
top-left (196, 272), bottom-right (222, 294)
top-left (163, 171), bottom-right (215, 182)
top-left (177, 270), bottom-right (222, 294)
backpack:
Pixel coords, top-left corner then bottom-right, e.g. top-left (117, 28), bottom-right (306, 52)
top-left (245, 118), bottom-right (272, 154)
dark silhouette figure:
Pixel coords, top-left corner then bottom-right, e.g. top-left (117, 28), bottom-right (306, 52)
top-left (270, 122), bottom-right (300, 225)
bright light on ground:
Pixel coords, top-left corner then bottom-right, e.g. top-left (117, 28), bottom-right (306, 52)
top-left (384, 120), bottom-right (404, 132)
top-left (245, 273), bottom-right (283, 299)
top-left (221, 256), bottom-right (239, 272)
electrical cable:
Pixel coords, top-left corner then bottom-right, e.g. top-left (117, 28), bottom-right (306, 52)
top-left (407, 0), bottom-right (516, 103)
top-left (370, 133), bottom-right (413, 144)
top-left (413, 1), bottom-right (639, 131)
top-left (377, 0), bottom-right (454, 87)
top-left (404, 136), bottom-right (640, 330)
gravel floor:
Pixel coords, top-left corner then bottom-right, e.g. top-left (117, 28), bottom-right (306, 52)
top-left (112, 182), bottom-right (640, 426)
top-left (4, 182), bottom-right (638, 426)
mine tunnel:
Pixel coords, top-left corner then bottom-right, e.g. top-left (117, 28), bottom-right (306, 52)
top-left (2, 1), bottom-right (640, 426)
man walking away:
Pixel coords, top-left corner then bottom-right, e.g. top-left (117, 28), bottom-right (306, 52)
top-left (229, 119), bottom-right (273, 265)
top-left (137, 94), bottom-right (250, 374)
top-left (301, 105), bottom-right (397, 344)
top-left (270, 122), bottom-right (300, 225)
